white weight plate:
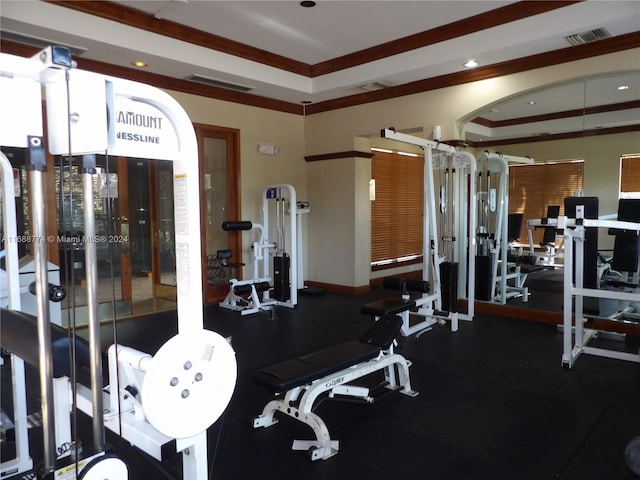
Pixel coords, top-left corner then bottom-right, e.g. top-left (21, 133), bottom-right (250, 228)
top-left (141, 329), bottom-right (237, 438)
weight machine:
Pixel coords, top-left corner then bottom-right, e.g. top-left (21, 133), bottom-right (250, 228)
top-left (0, 151), bottom-right (33, 478)
top-left (220, 184), bottom-right (298, 315)
top-left (475, 151), bottom-right (533, 304)
top-left (0, 46), bottom-right (236, 478)
top-left (380, 128), bottom-right (477, 334)
top-left (559, 205), bottom-right (640, 368)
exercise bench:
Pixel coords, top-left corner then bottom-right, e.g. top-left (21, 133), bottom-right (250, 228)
top-left (361, 277), bottom-right (441, 336)
top-left (252, 313), bottom-right (417, 461)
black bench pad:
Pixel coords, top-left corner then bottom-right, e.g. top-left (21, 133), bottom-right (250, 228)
top-left (360, 298), bottom-right (416, 317)
top-left (512, 264), bottom-right (552, 274)
top-left (255, 341), bottom-right (380, 393)
top-left (255, 314), bottom-right (403, 393)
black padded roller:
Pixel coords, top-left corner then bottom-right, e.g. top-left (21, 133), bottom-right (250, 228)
top-left (382, 277), bottom-right (406, 291)
top-left (222, 221), bottom-right (253, 231)
top-left (233, 284), bottom-right (253, 295)
top-left (404, 279), bottom-right (430, 294)
top-left (254, 281), bottom-right (271, 293)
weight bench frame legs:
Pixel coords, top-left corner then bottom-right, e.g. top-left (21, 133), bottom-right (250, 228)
top-left (252, 352), bottom-right (418, 461)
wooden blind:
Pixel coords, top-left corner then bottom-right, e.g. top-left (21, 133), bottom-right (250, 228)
top-left (621, 156), bottom-right (640, 193)
top-left (371, 151), bottom-right (424, 266)
top-left (509, 161), bottom-right (584, 244)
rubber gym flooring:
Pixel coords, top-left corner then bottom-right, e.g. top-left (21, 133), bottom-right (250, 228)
top-left (6, 284), bottom-right (640, 480)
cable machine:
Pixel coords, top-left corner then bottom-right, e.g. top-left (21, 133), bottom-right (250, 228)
top-left (475, 151), bottom-right (533, 304)
top-left (220, 184), bottom-right (299, 316)
top-left (381, 129), bottom-right (477, 332)
top-left (0, 46), bottom-right (236, 479)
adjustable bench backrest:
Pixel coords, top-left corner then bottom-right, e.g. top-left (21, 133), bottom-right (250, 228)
top-left (359, 313), bottom-right (403, 349)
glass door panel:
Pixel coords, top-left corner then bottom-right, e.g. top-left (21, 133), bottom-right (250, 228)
top-left (196, 124), bottom-right (240, 304)
top-left (55, 155), bottom-right (128, 326)
top-left (152, 160), bottom-right (177, 302)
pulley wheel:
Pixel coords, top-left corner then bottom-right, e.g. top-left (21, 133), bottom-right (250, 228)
top-left (141, 329), bottom-right (237, 438)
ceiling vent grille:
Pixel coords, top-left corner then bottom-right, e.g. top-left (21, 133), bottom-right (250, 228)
top-left (564, 27), bottom-right (611, 46)
top-left (185, 74), bottom-right (254, 93)
top-left (0, 30), bottom-right (88, 56)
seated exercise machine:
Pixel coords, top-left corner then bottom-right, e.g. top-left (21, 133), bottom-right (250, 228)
top-left (0, 46), bottom-right (236, 479)
top-left (499, 213), bottom-right (542, 302)
top-left (598, 198), bottom-right (640, 321)
top-left (220, 185), bottom-right (299, 316)
top-left (527, 205), bottom-right (564, 267)
top-left (252, 313), bottom-right (417, 461)
top-left (373, 129), bottom-right (478, 335)
top-left (361, 277), bottom-right (433, 336)
top-left (559, 200), bottom-right (640, 368)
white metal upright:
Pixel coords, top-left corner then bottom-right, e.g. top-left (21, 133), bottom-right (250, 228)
top-left (380, 129), bottom-right (477, 330)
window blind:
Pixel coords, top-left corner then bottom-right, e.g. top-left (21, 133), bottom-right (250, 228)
top-left (509, 161), bottom-right (584, 244)
top-left (620, 156), bottom-right (640, 193)
top-left (371, 151), bottom-right (424, 266)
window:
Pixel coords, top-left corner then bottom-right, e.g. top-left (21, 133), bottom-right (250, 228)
top-left (371, 151), bottom-right (424, 268)
top-left (620, 155), bottom-right (640, 198)
top-left (509, 160), bottom-right (584, 244)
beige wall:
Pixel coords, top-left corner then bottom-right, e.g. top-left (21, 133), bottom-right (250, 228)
top-left (166, 91), bottom-right (307, 279)
top-left (165, 48), bottom-right (639, 290)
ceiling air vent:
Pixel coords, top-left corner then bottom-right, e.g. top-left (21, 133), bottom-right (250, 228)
top-left (564, 27), bottom-right (611, 46)
top-left (185, 74), bottom-right (255, 93)
top-left (0, 30), bottom-right (88, 56)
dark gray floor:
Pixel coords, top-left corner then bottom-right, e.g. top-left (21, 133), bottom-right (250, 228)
top-left (5, 285), bottom-right (640, 479)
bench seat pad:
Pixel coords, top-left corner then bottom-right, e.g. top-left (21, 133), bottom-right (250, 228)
top-left (360, 298), bottom-right (416, 317)
top-left (254, 340), bottom-right (380, 393)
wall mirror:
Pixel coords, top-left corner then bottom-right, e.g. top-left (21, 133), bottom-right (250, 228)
top-left (460, 70), bottom-right (640, 315)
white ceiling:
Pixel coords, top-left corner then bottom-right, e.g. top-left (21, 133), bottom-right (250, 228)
top-left (1, 0), bottom-right (639, 141)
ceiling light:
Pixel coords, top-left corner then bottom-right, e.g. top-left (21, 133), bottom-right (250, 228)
top-left (359, 81), bottom-right (392, 92)
top-left (132, 61), bottom-right (148, 68)
top-left (463, 60), bottom-right (478, 68)
top-left (300, 1), bottom-right (316, 7)
top-left (371, 147), bottom-right (393, 153)
top-left (398, 151), bottom-right (418, 157)
top-left (617, 85), bottom-right (630, 91)
top-left (528, 101), bottom-right (537, 105)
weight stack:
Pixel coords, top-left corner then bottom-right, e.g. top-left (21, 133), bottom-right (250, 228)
top-left (439, 262), bottom-right (458, 313)
top-left (273, 254), bottom-right (291, 301)
top-left (475, 255), bottom-right (493, 301)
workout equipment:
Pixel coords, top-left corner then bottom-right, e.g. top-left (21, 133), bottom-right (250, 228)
top-left (252, 313), bottom-right (417, 460)
top-left (475, 151), bottom-right (533, 304)
top-left (526, 205), bottom-right (565, 267)
top-left (0, 150), bottom-right (33, 478)
top-left (361, 277), bottom-right (433, 336)
top-left (220, 185), bottom-right (299, 315)
top-left (558, 203), bottom-right (640, 368)
top-left (0, 46), bottom-right (236, 478)
top-left (603, 199), bottom-right (640, 289)
top-left (379, 128), bottom-right (477, 334)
